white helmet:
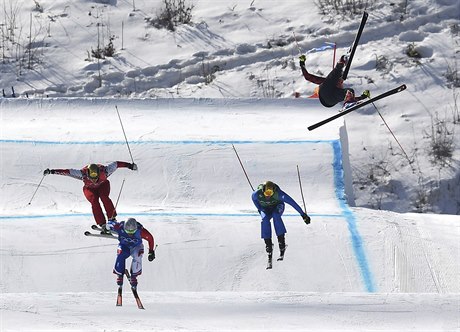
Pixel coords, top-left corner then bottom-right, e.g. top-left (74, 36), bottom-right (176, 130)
top-left (125, 218), bottom-right (138, 235)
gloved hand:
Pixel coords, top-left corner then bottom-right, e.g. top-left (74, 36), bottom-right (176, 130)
top-left (361, 90), bottom-right (371, 99)
top-left (43, 168), bottom-right (54, 176)
top-left (302, 213), bottom-right (311, 225)
top-left (129, 163), bottom-right (138, 171)
top-left (148, 249), bottom-right (155, 261)
top-left (299, 54), bottom-right (306, 67)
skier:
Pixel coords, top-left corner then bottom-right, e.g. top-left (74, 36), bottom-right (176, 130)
top-left (43, 161), bottom-right (137, 231)
top-left (107, 217), bottom-right (155, 289)
top-left (252, 181), bottom-right (310, 261)
top-left (299, 54), bottom-right (370, 108)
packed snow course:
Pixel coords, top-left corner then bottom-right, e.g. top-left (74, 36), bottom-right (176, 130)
top-left (0, 98), bottom-right (458, 331)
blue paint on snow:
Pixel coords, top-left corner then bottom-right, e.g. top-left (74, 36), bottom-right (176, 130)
top-left (331, 140), bottom-right (375, 292)
top-left (0, 139), bottom-right (337, 145)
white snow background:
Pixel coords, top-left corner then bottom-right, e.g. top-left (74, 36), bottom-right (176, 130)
top-left (0, 0), bottom-right (459, 331)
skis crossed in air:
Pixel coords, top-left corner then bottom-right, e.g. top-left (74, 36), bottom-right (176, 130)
top-left (308, 11), bottom-right (406, 131)
top-left (308, 84), bottom-right (407, 131)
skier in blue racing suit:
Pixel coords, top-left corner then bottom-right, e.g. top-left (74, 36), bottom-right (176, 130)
top-left (107, 218), bottom-right (155, 288)
top-left (252, 181), bottom-right (310, 257)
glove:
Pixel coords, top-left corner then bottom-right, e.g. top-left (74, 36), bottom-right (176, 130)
top-left (361, 90), bottom-right (371, 99)
top-left (43, 168), bottom-right (54, 176)
top-left (302, 214), bottom-right (311, 225)
top-left (129, 163), bottom-right (138, 171)
top-left (299, 54), bottom-right (306, 67)
top-left (148, 250), bottom-right (155, 262)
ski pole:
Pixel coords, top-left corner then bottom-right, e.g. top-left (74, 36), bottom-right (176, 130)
top-left (296, 165), bottom-right (307, 214)
top-left (28, 174), bottom-right (45, 205)
top-left (371, 102), bottom-right (413, 167)
top-left (114, 178), bottom-right (125, 211)
top-left (115, 105), bottom-right (135, 164)
top-left (231, 144), bottom-right (254, 191)
top-left (108, 178), bottom-right (126, 220)
top-left (292, 32), bottom-right (302, 55)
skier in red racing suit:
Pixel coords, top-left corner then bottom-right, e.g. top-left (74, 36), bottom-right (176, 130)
top-left (43, 161), bottom-right (137, 229)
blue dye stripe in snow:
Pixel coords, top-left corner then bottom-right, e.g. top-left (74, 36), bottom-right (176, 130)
top-left (0, 139), bottom-right (336, 145)
top-left (331, 140), bottom-right (375, 292)
top-left (0, 212), bottom-right (342, 220)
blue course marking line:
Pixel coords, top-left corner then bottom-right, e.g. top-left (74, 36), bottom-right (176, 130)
top-left (0, 139), bottom-right (336, 145)
top-left (0, 212), bottom-right (342, 220)
top-left (332, 140), bottom-right (375, 293)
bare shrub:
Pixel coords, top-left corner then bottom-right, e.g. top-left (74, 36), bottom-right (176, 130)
top-left (146, 0), bottom-right (194, 31)
top-left (315, 0), bottom-right (375, 16)
top-left (424, 113), bottom-right (455, 167)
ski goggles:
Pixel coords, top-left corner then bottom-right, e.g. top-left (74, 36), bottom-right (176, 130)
top-left (88, 170), bottom-right (99, 179)
top-left (263, 188), bottom-right (274, 197)
top-left (125, 228), bottom-right (136, 235)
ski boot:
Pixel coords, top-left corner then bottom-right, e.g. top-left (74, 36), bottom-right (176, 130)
top-left (277, 235), bottom-right (286, 261)
top-left (264, 239), bottom-right (274, 269)
top-left (339, 54), bottom-right (349, 65)
top-left (99, 223), bottom-right (111, 235)
top-left (116, 273), bottom-right (124, 286)
top-left (130, 275), bottom-right (138, 290)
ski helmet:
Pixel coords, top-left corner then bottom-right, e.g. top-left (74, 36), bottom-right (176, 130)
top-left (263, 181), bottom-right (275, 197)
top-left (87, 164), bottom-right (99, 179)
top-left (125, 218), bottom-right (138, 235)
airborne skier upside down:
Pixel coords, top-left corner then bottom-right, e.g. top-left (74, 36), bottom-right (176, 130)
top-left (300, 12), bottom-right (370, 109)
top-left (300, 11), bottom-right (406, 130)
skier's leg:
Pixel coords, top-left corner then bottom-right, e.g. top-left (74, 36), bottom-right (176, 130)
top-left (98, 180), bottom-right (116, 220)
top-left (83, 187), bottom-right (105, 226)
top-left (264, 238), bottom-right (273, 254)
top-left (260, 210), bottom-right (273, 239)
top-left (129, 244), bottom-right (144, 287)
top-left (272, 204), bottom-right (287, 237)
top-left (260, 210), bottom-right (274, 254)
top-left (277, 234), bottom-right (286, 252)
top-left (113, 244), bottom-right (130, 285)
top-left (324, 63), bottom-right (345, 86)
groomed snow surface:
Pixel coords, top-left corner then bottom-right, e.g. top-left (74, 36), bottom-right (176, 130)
top-left (1, 99), bottom-right (459, 331)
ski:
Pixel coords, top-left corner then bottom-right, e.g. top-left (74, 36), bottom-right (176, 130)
top-left (342, 11), bottom-right (368, 80)
top-left (266, 254), bottom-right (273, 270)
top-left (116, 286), bottom-right (123, 306)
top-left (308, 84), bottom-right (407, 131)
top-left (83, 231), bottom-right (117, 239)
top-left (125, 269), bottom-right (145, 309)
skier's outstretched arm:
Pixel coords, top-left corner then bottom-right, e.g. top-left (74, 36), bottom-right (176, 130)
top-left (279, 190), bottom-right (311, 225)
top-left (105, 161), bottom-right (138, 177)
top-left (43, 168), bottom-right (83, 180)
top-left (279, 190), bottom-right (305, 215)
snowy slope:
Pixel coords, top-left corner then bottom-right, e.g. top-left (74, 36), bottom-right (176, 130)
top-left (1, 99), bottom-right (459, 331)
top-left (1, 0), bottom-right (459, 330)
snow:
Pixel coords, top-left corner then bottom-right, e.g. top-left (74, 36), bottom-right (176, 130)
top-left (1, 0), bottom-right (459, 331)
